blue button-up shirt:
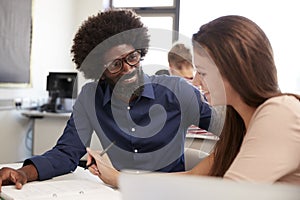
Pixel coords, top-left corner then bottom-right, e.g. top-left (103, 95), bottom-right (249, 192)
top-left (25, 75), bottom-right (211, 180)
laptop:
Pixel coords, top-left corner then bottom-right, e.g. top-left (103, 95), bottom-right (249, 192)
top-left (119, 171), bottom-right (300, 200)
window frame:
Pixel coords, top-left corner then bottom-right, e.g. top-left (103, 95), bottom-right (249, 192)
top-left (108, 0), bottom-right (180, 42)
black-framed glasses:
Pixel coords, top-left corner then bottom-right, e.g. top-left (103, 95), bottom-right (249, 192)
top-left (104, 50), bottom-right (142, 74)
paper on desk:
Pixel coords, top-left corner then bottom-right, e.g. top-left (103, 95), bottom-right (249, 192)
top-left (0, 179), bottom-right (121, 200)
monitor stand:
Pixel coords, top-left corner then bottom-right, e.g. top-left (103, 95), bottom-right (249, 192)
top-left (40, 97), bottom-right (72, 113)
top-left (40, 93), bottom-right (58, 113)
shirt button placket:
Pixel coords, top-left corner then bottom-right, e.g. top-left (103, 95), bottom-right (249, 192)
top-left (127, 105), bottom-right (137, 153)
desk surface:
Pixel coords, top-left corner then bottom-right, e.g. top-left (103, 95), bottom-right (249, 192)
top-left (186, 133), bottom-right (218, 140)
top-left (186, 126), bottom-right (219, 141)
top-left (21, 110), bottom-right (71, 118)
top-left (120, 172), bottom-right (300, 200)
top-left (0, 163), bottom-right (121, 200)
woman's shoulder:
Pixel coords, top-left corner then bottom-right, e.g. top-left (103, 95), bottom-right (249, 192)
top-left (263, 95), bottom-right (300, 109)
top-left (254, 95), bottom-right (300, 120)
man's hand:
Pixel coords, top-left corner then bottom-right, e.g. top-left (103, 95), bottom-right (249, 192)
top-left (0, 164), bottom-right (38, 192)
top-left (0, 167), bottom-right (27, 191)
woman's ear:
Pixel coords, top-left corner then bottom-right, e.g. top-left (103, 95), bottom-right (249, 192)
top-left (100, 76), bottom-right (105, 80)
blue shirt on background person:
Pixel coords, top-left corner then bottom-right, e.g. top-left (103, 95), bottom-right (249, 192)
top-left (25, 74), bottom-right (211, 180)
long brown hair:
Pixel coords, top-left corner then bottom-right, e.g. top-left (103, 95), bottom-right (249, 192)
top-left (192, 15), bottom-right (300, 176)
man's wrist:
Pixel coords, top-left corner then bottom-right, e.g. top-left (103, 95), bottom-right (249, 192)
top-left (18, 164), bottom-right (38, 182)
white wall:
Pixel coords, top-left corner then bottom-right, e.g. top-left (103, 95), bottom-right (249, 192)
top-left (0, 0), bottom-right (103, 164)
top-left (0, 0), bottom-right (103, 102)
top-left (179, 0), bottom-right (300, 94)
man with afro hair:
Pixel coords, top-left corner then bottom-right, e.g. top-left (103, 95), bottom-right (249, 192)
top-left (0, 9), bottom-right (212, 189)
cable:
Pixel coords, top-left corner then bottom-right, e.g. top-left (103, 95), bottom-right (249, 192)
top-left (25, 118), bottom-right (33, 152)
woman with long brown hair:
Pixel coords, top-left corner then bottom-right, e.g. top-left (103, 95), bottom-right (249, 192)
top-left (189, 15), bottom-right (300, 185)
top-left (85, 15), bottom-right (300, 188)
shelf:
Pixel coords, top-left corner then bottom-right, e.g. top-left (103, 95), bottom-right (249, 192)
top-left (21, 110), bottom-right (71, 119)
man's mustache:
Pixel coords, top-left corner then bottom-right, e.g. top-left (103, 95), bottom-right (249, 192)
top-left (119, 69), bottom-right (137, 81)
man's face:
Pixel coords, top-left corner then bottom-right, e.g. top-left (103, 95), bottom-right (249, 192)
top-left (102, 44), bottom-right (144, 100)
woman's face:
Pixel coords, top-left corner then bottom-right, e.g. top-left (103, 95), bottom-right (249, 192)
top-left (192, 71), bottom-right (211, 103)
top-left (193, 46), bottom-right (227, 106)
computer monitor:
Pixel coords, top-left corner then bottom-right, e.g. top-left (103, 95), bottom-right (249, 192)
top-left (41, 72), bottom-right (78, 113)
top-left (46, 72), bottom-right (78, 98)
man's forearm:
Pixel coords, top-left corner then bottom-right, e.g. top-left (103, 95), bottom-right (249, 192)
top-left (18, 164), bottom-right (38, 182)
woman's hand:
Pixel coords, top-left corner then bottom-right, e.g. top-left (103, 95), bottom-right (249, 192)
top-left (86, 148), bottom-right (120, 188)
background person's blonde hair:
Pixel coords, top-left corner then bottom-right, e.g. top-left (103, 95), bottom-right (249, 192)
top-left (168, 43), bottom-right (192, 65)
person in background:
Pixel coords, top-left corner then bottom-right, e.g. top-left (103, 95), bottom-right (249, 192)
top-left (155, 69), bottom-right (170, 76)
top-left (167, 43), bottom-right (194, 83)
top-left (0, 9), bottom-right (213, 190)
top-left (87, 15), bottom-right (300, 187)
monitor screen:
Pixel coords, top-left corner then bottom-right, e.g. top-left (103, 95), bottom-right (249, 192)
top-left (46, 72), bottom-right (78, 99)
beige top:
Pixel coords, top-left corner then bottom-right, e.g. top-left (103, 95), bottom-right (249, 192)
top-left (224, 95), bottom-right (300, 185)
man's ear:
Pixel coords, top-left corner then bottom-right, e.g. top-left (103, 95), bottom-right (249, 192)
top-left (169, 64), bottom-right (175, 69)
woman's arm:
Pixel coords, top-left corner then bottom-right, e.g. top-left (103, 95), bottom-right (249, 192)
top-left (86, 148), bottom-right (119, 188)
top-left (182, 153), bottom-right (214, 176)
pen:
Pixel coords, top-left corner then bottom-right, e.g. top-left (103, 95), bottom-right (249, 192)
top-left (85, 140), bottom-right (116, 170)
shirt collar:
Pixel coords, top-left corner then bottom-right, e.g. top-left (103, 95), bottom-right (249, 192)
top-left (102, 75), bottom-right (155, 106)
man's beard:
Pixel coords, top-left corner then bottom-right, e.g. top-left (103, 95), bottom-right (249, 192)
top-left (111, 67), bottom-right (145, 101)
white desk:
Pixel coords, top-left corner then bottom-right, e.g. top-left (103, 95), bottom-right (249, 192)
top-left (184, 132), bottom-right (218, 170)
top-left (0, 163), bottom-right (121, 200)
top-left (185, 131), bottom-right (218, 152)
top-left (21, 110), bottom-right (102, 156)
top-left (21, 110), bottom-right (71, 155)
top-left (21, 110), bottom-right (71, 118)
top-left (120, 172), bottom-right (300, 200)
